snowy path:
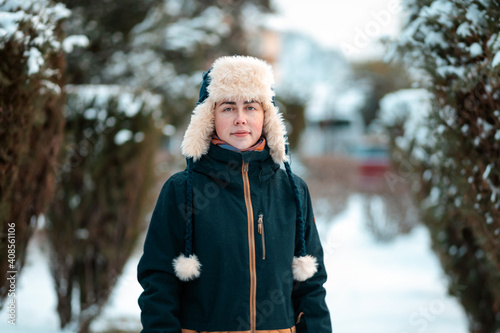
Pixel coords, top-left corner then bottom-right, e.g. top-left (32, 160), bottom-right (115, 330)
top-left (322, 195), bottom-right (467, 333)
top-left (0, 195), bottom-right (467, 333)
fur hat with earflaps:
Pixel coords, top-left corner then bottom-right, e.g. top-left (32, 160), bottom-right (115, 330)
top-left (174, 55), bottom-right (318, 282)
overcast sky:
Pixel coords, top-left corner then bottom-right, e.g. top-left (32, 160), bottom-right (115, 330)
top-left (270, 0), bottom-right (405, 62)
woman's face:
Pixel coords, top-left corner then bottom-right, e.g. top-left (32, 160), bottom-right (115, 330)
top-left (214, 98), bottom-right (264, 149)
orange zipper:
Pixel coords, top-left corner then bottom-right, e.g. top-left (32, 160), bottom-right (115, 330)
top-left (242, 162), bottom-right (256, 332)
top-left (258, 213), bottom-right (265, 260)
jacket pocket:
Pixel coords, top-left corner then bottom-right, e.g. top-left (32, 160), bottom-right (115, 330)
top-left (295, 311), bottom-right (306, 332)
top-left (257, 213), bottom-right (265, 260)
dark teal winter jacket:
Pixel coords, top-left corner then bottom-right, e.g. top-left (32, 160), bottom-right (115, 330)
top-left (137, 144), bottom-right (331, 332)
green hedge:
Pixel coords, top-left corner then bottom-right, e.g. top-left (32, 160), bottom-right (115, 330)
top-left (387, 1), bottom-right (500, 330)
top-left (0, 0), bottom-right (67, 306)
top-left (47, 85), bottom-right (163, 332)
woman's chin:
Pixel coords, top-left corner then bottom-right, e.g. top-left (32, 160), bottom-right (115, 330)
top-left (227, 138), bottom-right (254, 150)
top-left (232, 142), bottom-right (251, 150)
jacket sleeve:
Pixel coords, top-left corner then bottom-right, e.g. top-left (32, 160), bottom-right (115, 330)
top-left (292, 179), bottom-right (332, 333)
top-left (137, 175), bottom-right (186, 333)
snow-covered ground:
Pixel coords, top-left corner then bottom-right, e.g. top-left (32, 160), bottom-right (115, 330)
top-left (0, 194), bottom-right (467, 333)
top-left (322, 194), bottom-right (468, 333)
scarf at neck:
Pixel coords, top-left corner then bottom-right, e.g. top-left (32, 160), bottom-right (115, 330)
top-left (211, 134), bottom-right (266, 152)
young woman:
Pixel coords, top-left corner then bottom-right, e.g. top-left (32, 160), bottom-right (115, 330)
top-left (138, 55), bottom-right (332, 333)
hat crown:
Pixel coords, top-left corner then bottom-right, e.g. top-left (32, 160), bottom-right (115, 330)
top-left (205, 56), bottom-right (275, 104)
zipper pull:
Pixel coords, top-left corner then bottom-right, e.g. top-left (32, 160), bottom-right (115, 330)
top-left (258, 214), bottom-right (263, 234)
top-left (243, 162), bottom-right (249, 172)
top-left (258, 213), bottom-right (265, 260)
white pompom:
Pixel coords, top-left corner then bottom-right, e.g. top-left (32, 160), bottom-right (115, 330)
top-left (172, 254), bottom-right (202, 281)
top-left (292, 255), bottom-right (318, 281)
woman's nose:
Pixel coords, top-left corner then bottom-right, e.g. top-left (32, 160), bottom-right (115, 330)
top-left (234, 110), bottom-right (247, 125)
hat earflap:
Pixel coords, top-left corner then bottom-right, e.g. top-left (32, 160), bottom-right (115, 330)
top-left (172, 158), bottom-right (202, 281)
top-left (181, 101), bottom-right (215, 162)
top-left (283, 145), bottom-right (318, 281)
top-left (262, 102), bottom-right (288, 164)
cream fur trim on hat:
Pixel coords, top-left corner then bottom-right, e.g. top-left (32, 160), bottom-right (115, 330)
top-left (181, 55), bottom-right (287, 164)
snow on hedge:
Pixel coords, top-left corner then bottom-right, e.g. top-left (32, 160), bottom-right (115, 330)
top-left (66, 84), bottom-right (162, 116)
top-left (0, 0), bottom-right (88, 78)
top-left (131, 3), bottom-right (230, 53)
top-left (102, 0), bottom-right (238, 102)
top-left (378, 88), bottom-right (435, 160)
top-left (65, 84), bottom-right (164, 145)
top-left (387, 0), bottom-right (500, 84)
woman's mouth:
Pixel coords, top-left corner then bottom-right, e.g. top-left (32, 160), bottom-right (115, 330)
top-left (232, 131), bottom-right (249, 137)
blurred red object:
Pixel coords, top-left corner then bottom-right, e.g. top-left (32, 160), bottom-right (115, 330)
top-left (350, 143), bottom-right (392, 192)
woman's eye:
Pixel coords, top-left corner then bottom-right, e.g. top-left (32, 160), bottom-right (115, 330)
top-left (223, 107), bottom-right (233, 112)
top-left (247, 106), bottom-right (256, 111)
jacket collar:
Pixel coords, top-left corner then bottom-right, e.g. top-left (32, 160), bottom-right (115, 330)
top-left (192, 144), bottom-right (279, 183)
